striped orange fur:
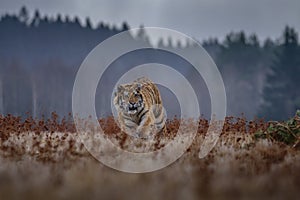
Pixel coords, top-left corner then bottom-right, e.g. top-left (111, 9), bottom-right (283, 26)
top-left (113, 77), bottom-right (166, 138)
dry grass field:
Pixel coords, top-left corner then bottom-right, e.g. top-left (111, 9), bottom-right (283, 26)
top-left (0, 113), bottom-right (299, 200)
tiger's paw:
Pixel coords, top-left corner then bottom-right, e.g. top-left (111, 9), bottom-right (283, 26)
top-left (135, 131), bottom-right (152, 140)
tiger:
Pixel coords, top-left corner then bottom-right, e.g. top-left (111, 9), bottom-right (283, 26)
top-left (113, 77), bottom-right (166, 139)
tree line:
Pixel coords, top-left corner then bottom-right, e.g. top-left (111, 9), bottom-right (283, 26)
top-left (0, 7), bottom-right (299, 120)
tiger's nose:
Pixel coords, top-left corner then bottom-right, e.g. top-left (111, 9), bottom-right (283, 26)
top-left (128, 102), bottom-right (136, 110)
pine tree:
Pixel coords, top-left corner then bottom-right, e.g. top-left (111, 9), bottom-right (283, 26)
top-left (85, 17), bottom-right (92, 29)
top-left (260, 26), bottom-right (300, 120)
top-left (74, 16), bottom-right (80, 25)
top-left (56, 14), bottom-right (62, 23)
top-left (65, 15), bottom-right (70, 23)
top-left (31, 10), bottom-right (41, 27)
top-left (136, 25), bottom-right (149, 43)
top-left (121, 22), bottom-right (129, 31)
top-left (157, 38), bottom-right (164, 47)
top-left (18, 6), bottom-right (29, 23)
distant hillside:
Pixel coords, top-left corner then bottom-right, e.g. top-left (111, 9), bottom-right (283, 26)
top-left (0, 7), bottom-right (299, 120)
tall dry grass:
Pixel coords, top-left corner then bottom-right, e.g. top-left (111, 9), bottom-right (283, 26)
top-left (0, 113), bottom-right (299, 200)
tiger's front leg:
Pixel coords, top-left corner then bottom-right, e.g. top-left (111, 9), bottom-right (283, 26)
top-left (136, 113), bottom-right (155, 139)
top-left (118, 113), bottom-right (137, 137)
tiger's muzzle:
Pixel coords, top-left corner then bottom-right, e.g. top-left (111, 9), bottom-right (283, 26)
top-left (127, 101), bottom-right (142, 114)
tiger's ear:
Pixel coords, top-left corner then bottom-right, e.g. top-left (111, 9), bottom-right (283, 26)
top-left (114, 90), bottom-right (118, 97)
top-left (117, 84), bottom-right (124, 92)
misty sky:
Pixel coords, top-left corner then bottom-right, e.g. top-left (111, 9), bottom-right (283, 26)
top-left (0, 0), bottom-right (299, 43)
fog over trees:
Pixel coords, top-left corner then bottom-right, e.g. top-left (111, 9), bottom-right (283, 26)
top-left (0, 7), bottom-right (299, 120)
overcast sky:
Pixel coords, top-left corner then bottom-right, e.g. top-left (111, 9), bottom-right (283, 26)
top-left (0, 0), bottom-right (299, 43)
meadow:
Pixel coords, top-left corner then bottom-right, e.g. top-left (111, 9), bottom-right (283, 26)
top-left (0, 112), bottom-right (299, 200)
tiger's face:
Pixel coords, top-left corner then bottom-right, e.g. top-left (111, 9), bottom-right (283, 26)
top-left (114, 83), bottom-right (144, 115)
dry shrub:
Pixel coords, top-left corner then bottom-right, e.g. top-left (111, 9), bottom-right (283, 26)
top-left (0, 112), bottom-right (299, 200)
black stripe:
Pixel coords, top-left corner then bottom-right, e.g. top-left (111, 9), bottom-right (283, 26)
top-left (125, 124), bottom-right (134, 128)
top-left (155, 115), bottom-right (165, 125)
top-left (136, 106), bottom-right (144, 117)
top-left (138, 110), bottom-right (149, 124)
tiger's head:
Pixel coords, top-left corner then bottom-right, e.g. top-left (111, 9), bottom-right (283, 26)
top-left (114, 82), bottom-right (144, 115)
